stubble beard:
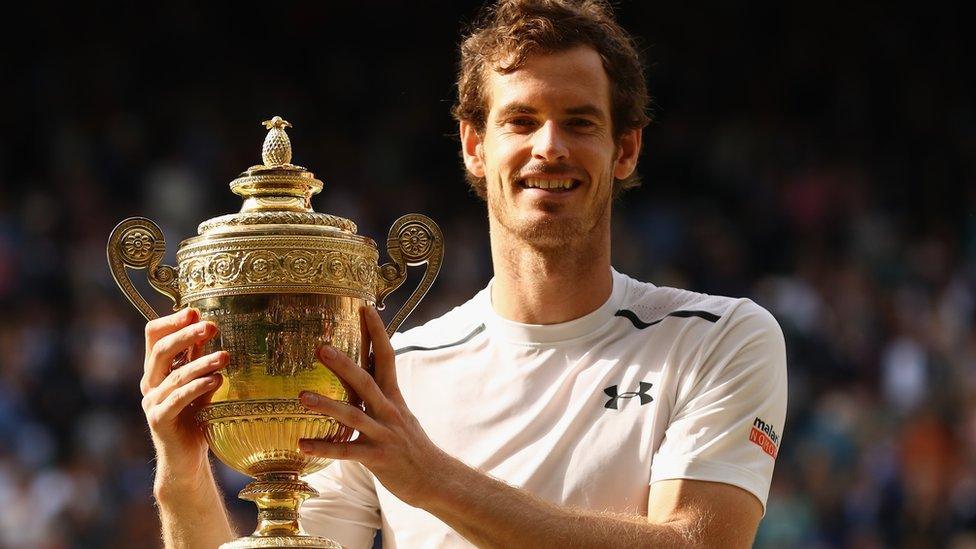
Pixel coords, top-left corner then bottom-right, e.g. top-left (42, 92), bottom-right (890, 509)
top-left (487, 168), bottom-right (614, 252)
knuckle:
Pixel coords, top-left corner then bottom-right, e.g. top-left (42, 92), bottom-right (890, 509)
top-left (168, 366), bottom-right (187, 388)
top-left (146, 409), bottom-right (162, 429)
top-left (148, 345), bottom-right (165, 369)
top-left (172, 384), bottom-right (192, 403)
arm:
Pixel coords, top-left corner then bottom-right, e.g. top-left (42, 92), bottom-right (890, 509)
top-left (421, 457), bottom-right (761, 548)
top-left (299, 307), bottom-right (765, 548)
top-left (154, 461), bottom-right (236, 549)
top-left (140, 308), bottom-right (237, 548)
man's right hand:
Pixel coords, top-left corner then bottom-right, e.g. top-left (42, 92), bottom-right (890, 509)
top-left (139, 307), bottom-right (238, 546)
top-left (140, 307), bottom-right (228, 495)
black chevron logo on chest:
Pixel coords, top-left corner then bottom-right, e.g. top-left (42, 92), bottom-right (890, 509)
top-left (603, 382), bottom-right (654, 410)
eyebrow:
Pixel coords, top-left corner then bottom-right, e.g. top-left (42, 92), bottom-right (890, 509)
top-left (494, 102), bottom-right (607, 121)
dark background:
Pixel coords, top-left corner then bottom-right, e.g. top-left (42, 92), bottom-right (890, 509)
top-left (1, 1), bottom-right (973, 547)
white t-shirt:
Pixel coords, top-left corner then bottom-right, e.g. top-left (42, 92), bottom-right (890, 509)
top-left (302, 269), bottom-right (787, 548)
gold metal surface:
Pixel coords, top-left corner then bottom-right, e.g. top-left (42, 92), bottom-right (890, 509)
top-left (106, 116), bottom-right (445, 548)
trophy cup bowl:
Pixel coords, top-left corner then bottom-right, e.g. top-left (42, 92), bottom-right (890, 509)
top-left (107, 117), bottom-right (443, 548)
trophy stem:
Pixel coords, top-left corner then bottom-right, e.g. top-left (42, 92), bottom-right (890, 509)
top-left (220, 473), bottom-right (341, 549)
top-left (242, 472), bottom-right (315, 537)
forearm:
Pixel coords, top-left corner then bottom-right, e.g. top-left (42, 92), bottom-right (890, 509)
top-left (154, 457), bottom-right (237, 549)
top-left (420, 457), bottom-right (698, 549)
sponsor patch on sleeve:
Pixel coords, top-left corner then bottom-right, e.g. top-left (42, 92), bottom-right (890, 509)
top-left (749, 416), bottom-right (780, 458)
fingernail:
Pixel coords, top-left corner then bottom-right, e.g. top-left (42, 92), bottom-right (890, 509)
top-left (301, 392), bottom-right (320, 406)
top-left (197, 322), bottom-right (212, 336)
top-left (207, 375), bottom-right (221, 385)
top-left (320, 346), bottom-right (338, 360)
top-left (211, 352), bottom-right (227, 365)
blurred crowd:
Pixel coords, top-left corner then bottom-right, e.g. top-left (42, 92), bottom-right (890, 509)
top-left (1, 2), bottom-right (973, 548)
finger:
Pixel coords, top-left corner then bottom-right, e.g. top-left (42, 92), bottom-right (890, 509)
top-left (298, 439), bottom-right (369, 462)
top-left (153, 351), bottom-right (229, 402)
top-left (318, 345), bottom-right (395, 417)
top-left (364, 306), bottom-right (395, 365)
top-left (363, 306), bottom-right (400, 398)
top-left (360, 306), bottom-right (372, 374)
top-left (144, 321), bottom-right (217, 392)
top-left (300, 391), bottom-right (385, 438)
top-left (151, 374), bottom-right (222, 426)
top-left (145, 308), bottom-right (197, 361)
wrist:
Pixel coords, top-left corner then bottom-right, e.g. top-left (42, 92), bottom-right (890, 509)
top-left (153, 453), bottom-right (217, 504)
top-left (413, 450), bottom-right (477, 512)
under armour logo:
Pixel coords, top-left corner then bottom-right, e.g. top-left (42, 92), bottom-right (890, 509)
top-left (604, 382), bottom-right (654, 410)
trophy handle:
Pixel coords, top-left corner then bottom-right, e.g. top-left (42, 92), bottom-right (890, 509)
top-left (106, 217), bottom-right (182, 322)
top-left (376, 213), bottom-right (444, 337)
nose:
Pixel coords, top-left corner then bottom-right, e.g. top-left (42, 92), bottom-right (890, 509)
top-left (531, 120), bottom-right (568, 162)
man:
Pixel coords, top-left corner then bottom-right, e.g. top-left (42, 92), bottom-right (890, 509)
top-left (140, 1), bottom-right (787, 547)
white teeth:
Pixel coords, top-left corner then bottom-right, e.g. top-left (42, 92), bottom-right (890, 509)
top-left (523, 178), bottom-right (574, 190)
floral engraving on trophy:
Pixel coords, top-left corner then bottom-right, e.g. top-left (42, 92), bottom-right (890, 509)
top-left (326, 253), bottom-right (347, 279)
top-left (284, 251), bottom-right (318, 282)
top-left (242, 250), bottom-right (282, 283)
top-left (399, 223), bottom-right (432, 258)
top-left (212, 252), bottom-right (243, 283)
top-left (354, 257), bottom-right (373, 284)
top-left (122, 229), bottom-right (154, 262)
top-left (176, 239), bottom-right (378, 303)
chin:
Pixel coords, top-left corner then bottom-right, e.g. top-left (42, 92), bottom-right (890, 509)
top-left (512, 216), bottom-right (587, 249)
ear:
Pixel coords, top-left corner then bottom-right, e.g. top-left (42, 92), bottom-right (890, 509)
top-left (460, 120), bottom-right (485, 178)
top-left (613, 127), bottom-right (642, 180)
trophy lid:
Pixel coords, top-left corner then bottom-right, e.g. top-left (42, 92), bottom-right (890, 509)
top-left (196, 116), bottom-right (358, 235)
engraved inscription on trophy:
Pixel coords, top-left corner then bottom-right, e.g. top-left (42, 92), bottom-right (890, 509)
top-left (265, 297), bottom-right (331, 377)
top-left (202, 296), bottom-right (354, 377)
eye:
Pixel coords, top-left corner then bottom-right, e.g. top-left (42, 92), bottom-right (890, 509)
top-left (505, 117), bottom-right (537, 132)
top-left (567, 118), bottom-right (597, 130)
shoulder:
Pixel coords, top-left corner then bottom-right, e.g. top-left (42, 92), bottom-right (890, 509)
top-left (390, 289), bottom-right (488, 354)
top-left (615, 271), bottom-right (777, 330)
top-left (613, 271), bottom-right (784, 356)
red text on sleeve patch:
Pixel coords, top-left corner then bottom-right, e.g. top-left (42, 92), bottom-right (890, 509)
top-left (749, 417), bottom-right (780, 458)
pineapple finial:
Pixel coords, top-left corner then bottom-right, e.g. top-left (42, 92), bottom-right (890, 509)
top-left (260, 116), bottom-right (293, 166)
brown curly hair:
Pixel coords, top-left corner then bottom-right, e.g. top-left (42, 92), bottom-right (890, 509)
top-left (453, 0), bottom-right (651, 199)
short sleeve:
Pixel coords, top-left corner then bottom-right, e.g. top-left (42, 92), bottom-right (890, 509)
top-left (301, 460), bottom-right (381, 549)
top-left (649, 300), bottom-right (787, 511)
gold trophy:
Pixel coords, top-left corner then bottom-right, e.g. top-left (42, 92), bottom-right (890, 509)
top-left (107, 116), bottom-right (444, 548)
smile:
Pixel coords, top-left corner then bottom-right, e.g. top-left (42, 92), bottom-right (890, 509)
top-left (518, 178), bottom-right (581, 192)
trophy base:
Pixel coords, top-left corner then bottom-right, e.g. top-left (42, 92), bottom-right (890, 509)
top-left (220, 535), bottom-right (342, 548)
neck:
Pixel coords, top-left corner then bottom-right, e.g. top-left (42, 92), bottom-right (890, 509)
top-left (488, 219), bottom-right (613, 325)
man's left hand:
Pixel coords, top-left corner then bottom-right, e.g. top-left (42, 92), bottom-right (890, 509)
top-left (299, 306), bottom-right (450, 508)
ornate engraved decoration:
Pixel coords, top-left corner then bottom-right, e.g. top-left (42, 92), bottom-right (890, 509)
top-left (222, 537), bottom-right (341, 549)
top-left (399, 223), bottom-right (432, 258)
top-left (107, 217), bottom-right (180, 321)
top-left (122, 229), bottom-right (153, 261)
top-left (377, 214), bottom-right (444, 336)
top-left (196, 399), bottom-right (323, 423)
top-left (177, 236), bottom-right (379, 303)
top-left (198, 212), bottom-right (356, 235)
top-left (262, 116), bottom-right (293, 166)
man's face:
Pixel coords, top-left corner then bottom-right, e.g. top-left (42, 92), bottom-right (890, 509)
top-left (462, 45), bottom-right (640, 248)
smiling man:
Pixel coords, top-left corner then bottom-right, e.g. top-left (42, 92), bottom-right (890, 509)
top-left (140, 1), bottom-right (786, 548)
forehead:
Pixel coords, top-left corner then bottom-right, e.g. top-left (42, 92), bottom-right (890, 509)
top-left (486, 46), bottom-right (611, 116)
